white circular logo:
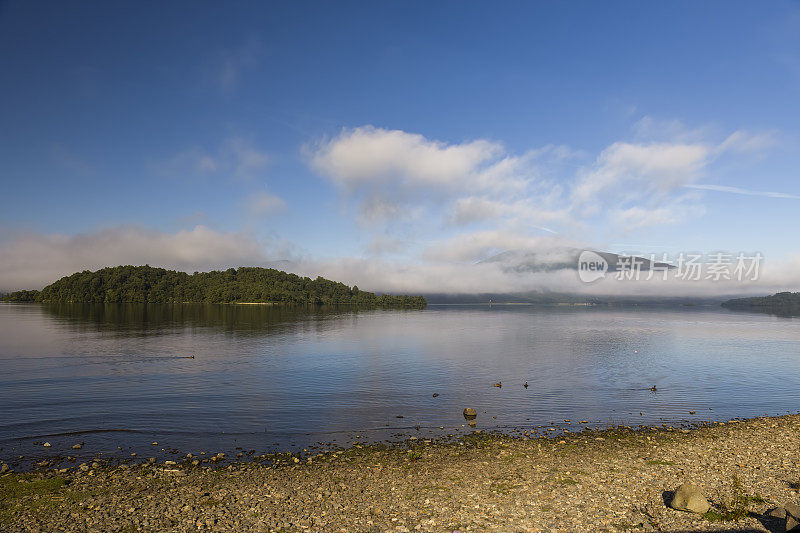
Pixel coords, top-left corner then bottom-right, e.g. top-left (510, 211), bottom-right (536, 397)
top-left (578, 250), bottom-right (608, 283)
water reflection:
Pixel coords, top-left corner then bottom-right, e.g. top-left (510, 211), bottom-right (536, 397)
top-left (1, 303), bottom-right (799, 466)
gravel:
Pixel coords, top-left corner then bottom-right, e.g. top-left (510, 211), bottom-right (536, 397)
top-left (1, 414), bottom-right (799, 532)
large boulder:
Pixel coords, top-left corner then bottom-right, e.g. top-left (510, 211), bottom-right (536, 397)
top-left (669, 482), bottom-right (710, 514)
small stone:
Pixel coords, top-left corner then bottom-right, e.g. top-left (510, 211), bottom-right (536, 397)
top-left (79, 463), bottom-right (89, 472)
top-left (43, 442), bottom-right (51, 447)
top-left (463, 408), bottom-right (477, 420)
top-left (164, 460), bottom-right (177, 466)
top-left (468, 420), bottom-right (476, 428)
top-left (72, 444), bottom-right (82, 450)
top-left (669, 482), bottom-right (710, 514)
top-left (0, 463), bottom-right (9, 474)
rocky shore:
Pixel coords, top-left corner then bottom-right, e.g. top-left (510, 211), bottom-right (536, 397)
top-left (2, 414), bottom-right (799, 532)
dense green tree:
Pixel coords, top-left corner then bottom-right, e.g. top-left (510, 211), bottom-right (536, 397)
top-left (1, 265), bottom-right (426, 308)
top-left (722, 292), bottom-right (800, 315)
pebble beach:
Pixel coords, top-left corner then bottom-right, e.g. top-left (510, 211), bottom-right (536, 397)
top-left (2, 414), bottom-right (800, 532)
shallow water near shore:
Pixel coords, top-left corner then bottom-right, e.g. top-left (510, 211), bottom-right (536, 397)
top-left (1, 302), bottom-right (799, 466)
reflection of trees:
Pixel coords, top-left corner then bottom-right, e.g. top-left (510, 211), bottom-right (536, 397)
top-left (39, 303), bottom-right (374, 336)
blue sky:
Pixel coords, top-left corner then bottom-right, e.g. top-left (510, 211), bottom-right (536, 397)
top-left (1, 1), bottom-right (799, 293)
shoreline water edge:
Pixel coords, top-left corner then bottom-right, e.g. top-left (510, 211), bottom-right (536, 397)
top-left (2, 413), bottom-right (799, 532)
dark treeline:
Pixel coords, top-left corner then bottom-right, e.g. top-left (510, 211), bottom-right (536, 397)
top-left (1, 265), bottom-right (427, 308)
top-left (721, 291), bottom-right (800, 315)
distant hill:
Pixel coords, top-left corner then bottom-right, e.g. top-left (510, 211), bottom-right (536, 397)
top-left (721, 292), bottom-right (800, 316)
top-left (0, 265), bottom-right (426, 308)
top-left (479, 248), bottom-right (674, 273)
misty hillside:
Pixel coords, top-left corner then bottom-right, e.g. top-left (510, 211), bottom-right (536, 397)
top-left (479, 248), bottom-right (674, 273)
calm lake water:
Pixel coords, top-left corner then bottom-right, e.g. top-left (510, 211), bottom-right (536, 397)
top-left (1, 302), bottom-right (799, 465)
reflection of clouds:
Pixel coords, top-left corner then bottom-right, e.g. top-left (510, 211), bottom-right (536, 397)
top-left (2, 304), bottom-right (800, 454)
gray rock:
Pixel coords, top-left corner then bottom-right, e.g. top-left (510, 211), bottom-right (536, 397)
top-left (463, 408), bottom-right (477, 420)
top-left (785, 501), bottom-right (800, 532)
top-left (669, 482), bottom-right (710, 514)
top-left (769, 506), bottom-right (787, 519)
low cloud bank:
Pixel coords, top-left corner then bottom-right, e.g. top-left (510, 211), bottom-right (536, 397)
top-left (2, 226), bottom-right (797, 300)
top-left (294, 256), bottom-right (800, 300)
top-left (0, 226), bottom-right (281, 291)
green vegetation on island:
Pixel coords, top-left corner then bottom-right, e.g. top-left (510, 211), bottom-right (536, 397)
top-left (721, 291), bottom-right (800, 316)
top-left (0, 265), bottom-right (426, 308)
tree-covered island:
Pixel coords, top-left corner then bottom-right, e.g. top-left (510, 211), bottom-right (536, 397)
top-left (0, 265), bottom-right (427, 308)
top-left (721, 291), bottom-right (800, 315)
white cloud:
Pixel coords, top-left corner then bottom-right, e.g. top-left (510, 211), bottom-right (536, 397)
top-left (224, 138), bottom-right (270, 179)
top-left (421, 231), bottom-right (567, 263)
top-left (214, 36), bottom-right (262, 93)
top-left (613, 202), bottom-right (706, 230)
top-left (447, 196), bottom-right (568, 228)
top-left (716, 130), bottom-right (777, 154)
top-left (246, 191), bottom-right (287, 217)
top-left (153, 137), bottom-right (269, 181)
top-left (0, 226), bottom-right (290, 291)
top-left (571, 141), bottom-right (710, 205)
top-left (310, 126), bottom-right (511, 192)
top-left (365, 234), bottom-right (407, 256)
top-left (685, 183), bottom-right (800, 200)
top-left (448, 197), bottom-right (505, 225)
top-left (307, 126), bottom-right (560, 240)
top-left (307, 123), bottom-right (782, 245)
top-left (154, 147), bottom-right (218, 177)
